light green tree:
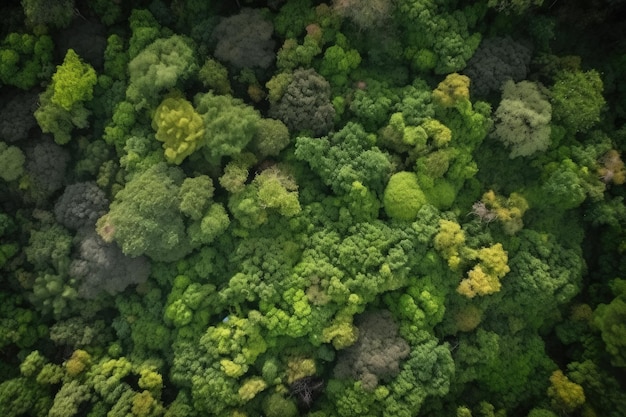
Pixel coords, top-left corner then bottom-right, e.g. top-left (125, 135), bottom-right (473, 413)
top-left (493, 80), bottom-right (552, 158)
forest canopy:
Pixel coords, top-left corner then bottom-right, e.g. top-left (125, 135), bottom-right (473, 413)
top-left (1, 0), bottom-right (626, 417)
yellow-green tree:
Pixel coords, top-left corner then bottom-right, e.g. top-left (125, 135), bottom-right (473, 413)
top-left (152, 95), bottom-right (205, 165)
top-left (432, 73), bottom-right (471, 108)
top-left (547, 370), bottom-right (585, 414)
top-left (50, 49), bottom-right (97, 111)
top-left (458, 244), bottom-right (510, 298)
top-left (34, 49), bottom-right (96, 144)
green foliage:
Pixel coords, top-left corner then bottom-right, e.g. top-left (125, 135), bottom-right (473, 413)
top-left (537, 159), bottom-right (589, 210)
top-left (334, 310), bottom-right (410, 391)
top-left (198, 57), bottom-right (231, 95)
top-left (127, 35), bottom-right (198, 110)
top-left (0, 3), bottom-right (625, 417)
top-left (0, 141), bottom-right (25, 181)
top-left (50, 49), bottom-right (97, 111)
top-left (263, 393), bottom-right (298, 417)
top-left (383, 171), bottom-right (426, 221)
top-left (567, 360), bottom-right (626, 417)
top-left (127, 9), bottom-right (163, 59)
top-left (495, 228), bottom-right (585, 332)
top-left (551, 70), bottom-right (605, 133)
top-left (47, 379), bottom-right (91, 417)
top-left (383, 336), bottom-right (455, 415)
top-left (433, 73), bottom-right (472, 108)
top-left (88, 0), bottom-right (123, 26)
top-left (96, 163), bottom-right (228, 261)
top-left (0, 377), bottom-right (51, 417)
top-left (250, 118), bottom-right (290, 158)
top-left (33, 49), bottom-right (96, 146)
top-left (456, 329), bottom-right (556, 408)
top-left (464, 37), bottom-right (532, 97)
top-left (96, 163), bottom-right (187, 260)
top-left (178, 175), bottom-right (214, 220)
top-left (318, 42), bottom-right (361, 89)
top-left (396, 2), bottom-right (484, 74)
top-left (273, 0), bottom-right (316, 39)
top-left (492, 80), bottom-right (552, 158)
top-left (103, 34), bottom-right (128, 80)
top-left (212, 8), bottom-right (276, 70)
top-left (0, 294), bottom-right (45, 350)
top-left (276, 34), bottom-right (323, 72)
top-left (593, 279), bottom-right (626, 367)
top-left (34, 88), bottom-right (91, 145)
top-left (194, 91), bottom-right (261, 166)
top-left (295, 122), bottom-right (392, 195)
top-left (0, 33), bottom-right (53, 89)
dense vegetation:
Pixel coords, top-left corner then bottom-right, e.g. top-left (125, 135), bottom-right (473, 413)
top-left (1, 0), bottom-right (625, 416)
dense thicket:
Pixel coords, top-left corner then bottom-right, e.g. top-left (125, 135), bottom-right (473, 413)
top-left (1, 0), bottom-right (626, 416)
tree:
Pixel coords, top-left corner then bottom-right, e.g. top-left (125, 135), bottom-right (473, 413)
top-left (551, 70), bottom-right (605, 133)
top-left (295, 122), bottom-right (392, 195)
top-left (349, 79), bottom-right (401, 132)
top-left (212, 8), bottom-right (276, 70)
top-left (33, 49), bottom-right (95, 145)
top-left (275, 30), bottom-right (323, 72)
top-left (21, 0), bottom-right (75, 30)
top-left (152, 94), bottom-right (205, 165)
top-left (457, 244), bottom-right (510, 298)
top-left (96, 163), bottom-right (229, 261)
top-left (126, 35), bottom-right (198, 110)
top-left (50, 50), bottom-right (97, 111)
top-left (47, 379), bottom-right (91, 417)
top-left (395, 1), bottom-right (483, 74)
top-left (464, 37), bottom-right (532, 97)
top-left (332, 0), bottom-right (393, 30)
top-left (318, 41), bottom-right (361, 89)
top-left (432, 73), bottom-right (471, 108)
top-left (250, 118), bottom-right (290, 158)
top-left (198, 57), bottom-right (231, 95)
top-left (383, 171), bottom-right (427, 221)
top-left (0, 92), bottom-right (39, 143)
top-left (492, 80), bottom-right (552, 158)
top-left (269, 68), bottom-right (335, 136)
top-left (34, 88), bottom-right (91, 145)
top-left (455, 329), bottom-right (556, 409)
top-left (0, 141), bottom-right (25, 182)
top-left (334, 310), bottom-right (410, 391)
top-left (53, 182), bottom-right (108, 231)
top-left (70, 230), bottom-right (151, 299)
top-left (547, 370), bottom-right (585, 414)
top-left (474, 190), bottom-right (529, 235)
top-left (593, 279), bottom-right (626, 367)
top-left (194, 91), bottom-right (261, 167)
top-left (0, 33), bottom-right (53, 90)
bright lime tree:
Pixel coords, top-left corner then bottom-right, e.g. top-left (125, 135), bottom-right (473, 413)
top-left (34, 49), bottom-right (97, 145)
top-left (50, 49), bottom-right (97, 111)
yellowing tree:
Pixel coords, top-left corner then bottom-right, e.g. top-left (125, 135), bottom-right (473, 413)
top-left (432, 73), bottom-right (471, 108)
top-left (547, 370), bottom-right (585, 413)
top-left (433, 219), bottom-right (466, 270)
top-left (458, 244), bottom-right (510, 298)
top-left (434, 220), bottom-right (510, 298)
top-left (152, 95), bottom-right (205, 165)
